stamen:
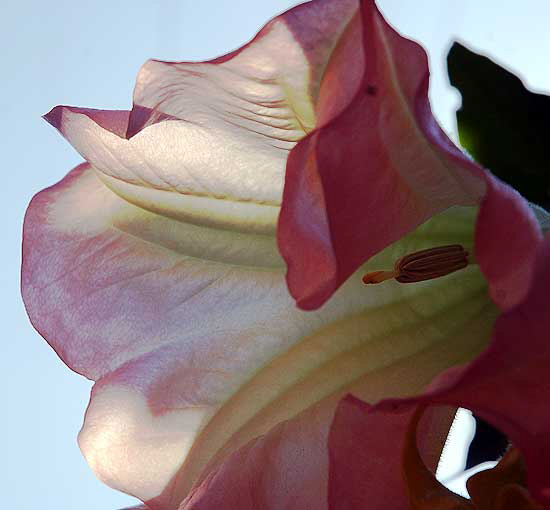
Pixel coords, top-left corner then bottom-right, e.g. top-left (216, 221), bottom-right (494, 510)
top-left (363, 245), bottom-right (469, 285)
top-left (361, 270), bottom-right (398, 284)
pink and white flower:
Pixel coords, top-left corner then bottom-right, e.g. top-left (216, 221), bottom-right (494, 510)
top-left (23, 0), bottom-right (548, 508)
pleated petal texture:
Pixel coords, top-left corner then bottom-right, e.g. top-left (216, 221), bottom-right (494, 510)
top-left (179, 234), bottom-right (550, 510)
top-left (181, 396), bottom-right (452, 510)
top-left (23, 163), bottom-right (496, 508)
top-left (278, 0), bottom-right (541, 311)
top-left (328, 234), bottom-right (550, 509)
top-left (25, 0), bottom-right (546, 508)
top-left (44, 0), bottom-right (359, 235)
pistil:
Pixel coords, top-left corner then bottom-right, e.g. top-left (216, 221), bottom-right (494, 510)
top-left (363, 245), bottom-right (469, 285)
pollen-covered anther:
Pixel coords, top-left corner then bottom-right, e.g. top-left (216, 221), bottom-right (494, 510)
top-left (362, 245), bottom-right (469, 285)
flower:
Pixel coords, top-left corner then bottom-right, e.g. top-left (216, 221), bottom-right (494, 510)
top-left (22, 0), bottom-right (547, 509)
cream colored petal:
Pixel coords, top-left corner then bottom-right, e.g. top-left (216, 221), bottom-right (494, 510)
top-left (47, 107), bottom-right (282, 234)
top-left (43, 1), bottom-right (359, 236)
top-left (23, 164), bottom-right (497, 508)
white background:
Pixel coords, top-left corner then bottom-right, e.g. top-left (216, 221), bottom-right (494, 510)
top-left (3, 1), bottom-right (549, 508)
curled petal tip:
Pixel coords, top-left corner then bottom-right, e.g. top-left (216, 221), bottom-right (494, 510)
top-left (43, 105), bottom-right (64, 131)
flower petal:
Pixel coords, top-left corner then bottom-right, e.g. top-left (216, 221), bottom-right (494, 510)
top-left (278, 0), bottom-right (541, 311)
top-left (180, 400), bottom-right (337, 510)
top-left (44, 106), bottom-right (130, 137)
top-left (43, 0), bottom-right (360, 235)
top-left (180, 383), bottom-right (452, 510)
top-left (181, 393), bottom-right (452, 510)
top-left (22, 163), bottom-right (495, 508)
top-left (474, 175), bottom-right (542, 309)
top-left (130, 0), bottom-right (360, 137)
top-left (43, 105), bottom-right (280, 234)
top-left (278, 0), bottom-right (484, 310)
top-left (328, 396), bottom-right (409, 510)
top-left (350, 233), bottom-right (550, 508)
top-left (327, 396), bottom-right (457, 510)
top-left (424, 233), bottom-right (550, 506)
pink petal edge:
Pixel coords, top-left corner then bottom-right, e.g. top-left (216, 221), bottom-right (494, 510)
top-left (278, 0), bottom-right (541, 311)
top-left (180, 396), bottom-right (450, 510)
top-left (27, 0), bottom-right (546, 508)
top-left (330, 233), bottom-right (550, 509)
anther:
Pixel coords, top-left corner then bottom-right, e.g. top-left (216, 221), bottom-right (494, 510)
top-left (362, 245), bottom-right (469, 285)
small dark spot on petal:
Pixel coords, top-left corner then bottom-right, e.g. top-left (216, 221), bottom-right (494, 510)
top-left (366, 85), bottom-right (378, 96)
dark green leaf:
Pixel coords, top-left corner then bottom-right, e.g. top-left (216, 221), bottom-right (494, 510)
top-left (447, 42), bottom-right (550, 209)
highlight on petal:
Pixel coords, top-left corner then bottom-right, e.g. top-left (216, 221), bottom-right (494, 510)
top-left (43, 0), bottom-right (359, 236)
top-left (278, 0), bottom-right (541, 310)
top-left (22, 161), bottom-right (497, 508)
top-left (43, 104), bottom-right (280, 235)
top-left (130, 0), bottom-right (360, 137)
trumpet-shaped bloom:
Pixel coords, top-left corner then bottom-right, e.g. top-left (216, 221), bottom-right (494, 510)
top-left (22, 0), bottom-right (546, 509)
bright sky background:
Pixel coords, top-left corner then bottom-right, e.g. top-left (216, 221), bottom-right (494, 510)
top-left (3, 1), bottom-right (549, 509)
